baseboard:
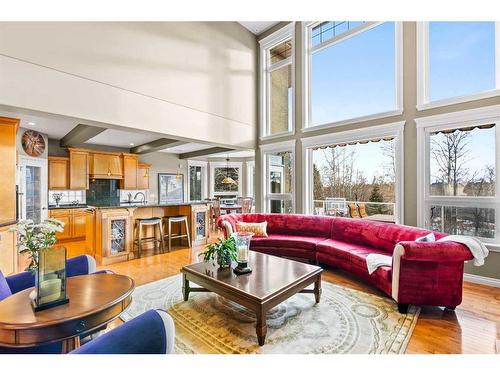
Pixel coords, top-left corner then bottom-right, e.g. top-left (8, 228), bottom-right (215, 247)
top-left (463, 273), bottom-right (500, 288)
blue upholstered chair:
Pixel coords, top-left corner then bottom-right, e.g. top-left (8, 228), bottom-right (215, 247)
top-left (0, 255), bottom-right (112, 354)
top-left (72, 309), bottom-right (175, 354)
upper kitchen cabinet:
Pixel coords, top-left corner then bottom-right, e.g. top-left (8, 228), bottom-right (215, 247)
top-left (120, 153), bottom-right (139, 189)
top-left (48, 156), bottom-right (70, 190)
top-left (68, 148), bottom-right (89, 190)
top-left (0, 117), bottom-right (19, 222)
top-left (137, 163), bottom-right (151, 190)
top-left (89, 151), bottom-right (122, 179)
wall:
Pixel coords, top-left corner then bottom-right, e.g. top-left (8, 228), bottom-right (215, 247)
top-left (0, 22), bottom-right (257, 149)
top-left (256, 22), bottom-right (500, 280)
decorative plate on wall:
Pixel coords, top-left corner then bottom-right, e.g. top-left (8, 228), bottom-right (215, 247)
top-left (21, 130), bottom-right (46, 157)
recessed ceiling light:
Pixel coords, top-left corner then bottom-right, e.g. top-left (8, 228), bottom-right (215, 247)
top-left (130, 143), bottom-right (134, 146)
top-left (28, 122), bottom-right (36, 126)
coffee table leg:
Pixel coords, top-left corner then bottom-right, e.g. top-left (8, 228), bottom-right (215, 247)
top-left (61, 336), bottom-right (80, 353)
top-left (256, 307), bottom-right (267, 346)
top-left (314, 276), bottom-right (322, 303)
top-left (182, 273), bottom-right (190, 301)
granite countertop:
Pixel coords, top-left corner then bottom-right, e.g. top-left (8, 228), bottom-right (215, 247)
top-left (48, 205), bottom-right (89, 210)
top-left (0, 219), bottom-right (18, 228)
top-left (90, 201), bottom-right (210, 209)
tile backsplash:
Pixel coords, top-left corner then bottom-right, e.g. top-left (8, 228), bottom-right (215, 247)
top-left (119, 189), bottom-right (149, 203)
top-left (49, 190), bottom-right (86, 205)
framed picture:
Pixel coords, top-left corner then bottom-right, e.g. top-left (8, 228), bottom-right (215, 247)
top-left (158, 173), bottom-right (184, 204)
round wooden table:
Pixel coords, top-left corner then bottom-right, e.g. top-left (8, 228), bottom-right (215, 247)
top-left (0, 273), bottom-right (135, 353)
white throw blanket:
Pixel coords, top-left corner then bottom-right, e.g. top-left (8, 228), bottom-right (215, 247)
top-left (437, 235), bottom-right (489, 266)
top-left (366, 254), bottom-right (392, 275)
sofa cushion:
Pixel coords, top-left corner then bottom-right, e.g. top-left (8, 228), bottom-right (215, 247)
top-left (236, 221), bottom-right (268, 237)
top-left (316, 238), bottom-right (389, 259)
top-left (330, 217), bottom-right (446, 254)
top-left (251, 234), bottom-right (328, 251)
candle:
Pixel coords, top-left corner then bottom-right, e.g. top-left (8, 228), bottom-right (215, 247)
top-left (237, 245), bottom-right (247, 261)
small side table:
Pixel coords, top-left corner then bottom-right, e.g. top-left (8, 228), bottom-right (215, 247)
top-left (0, 273), bottom-right (135, 353)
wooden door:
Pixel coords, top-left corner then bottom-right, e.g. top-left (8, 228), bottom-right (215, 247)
top-left (48, 156), bottom-right (69, 189)
top-left (120, 154), bottom-right (138, 189)
top-left (137, 164), bottom-right (150, 190)
top-left (49, 210), bottom-right (73, 241)
top-left (69, 149), bottom-right (89, 190)
top-left (0, 226), bottom-right (16, 275)
top-left (0, 117), bottom-right (18, 222)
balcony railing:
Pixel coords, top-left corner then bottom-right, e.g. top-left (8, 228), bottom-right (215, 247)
top-left (313, 200), bottom-right (395, 222)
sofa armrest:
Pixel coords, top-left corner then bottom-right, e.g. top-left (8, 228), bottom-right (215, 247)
top-left (6, 271), bottom-right (35, 295)
top-left (72, 309), bottom-right (175, 354)
top-left (391, 241), bottom-right (472, 302)
top-left (396, 241), bottom-right (473, 262)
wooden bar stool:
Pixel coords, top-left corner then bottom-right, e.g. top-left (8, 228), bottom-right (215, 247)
top-left (133, 217), bottom-right (165, 258)
top-left (163, 215), bottom-right (191, 252)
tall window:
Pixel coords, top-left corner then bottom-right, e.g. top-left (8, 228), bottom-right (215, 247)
top-left (304, 22), bottom-right (401, 128)
top-left (188, 161), bottom-right (207, 201)
top-left (262, 142), bottom-right (295, 213)
top-left (418, 22), bottom-right (499, 107)
top-left (417, 107), bottom-right (500, 244)
top-left (246, 161), bottom-right (255, 198)
top-left (303, 122), bottom-right (404, 222)
top-left (260, 24), bottom-right (294, 138)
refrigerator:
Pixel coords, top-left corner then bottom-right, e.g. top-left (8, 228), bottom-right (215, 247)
top-left (17, 155), bottom-right (48, 223)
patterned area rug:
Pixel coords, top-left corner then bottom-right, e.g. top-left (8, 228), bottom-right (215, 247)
top-left (121, 274), bottom-right (419, 354)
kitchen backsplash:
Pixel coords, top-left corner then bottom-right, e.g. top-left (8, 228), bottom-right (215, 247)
top-left (86, 179), bottom-right (120, 206)
top-left (49, 190), bottom-right (86, 206)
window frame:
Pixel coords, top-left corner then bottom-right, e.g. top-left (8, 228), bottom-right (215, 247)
top-left (416, 105), bottom-right (500, 246)
top-left (245, 160), bottom-right (255, 198)
top-left (301, 121), bottom-right (405, 223)
top-left (301, 21), bottom-right (404, 132)
top-left (416, 22), bottom-right (500, 111)
top-left (209, 161), bottom-right (243, 197)
top-left (187, 160), bottom-right (207, 201)
top-left (259, 23), bottom-right (295, 140)
top-left (260, 140), bottom-right (296, 213)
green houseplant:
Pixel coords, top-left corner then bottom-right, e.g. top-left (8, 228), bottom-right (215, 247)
top-left (199, 236), bottom-right (237, 268)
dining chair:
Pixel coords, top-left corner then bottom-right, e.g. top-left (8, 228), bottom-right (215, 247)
top-left (237, 197), bottom-right (254, 214)
top-left (210, 198), bottom-right (222, 231)
top-left (357, 203), bottom-right (368, 218)
top-left (348, 203), bottom-right (361, 218)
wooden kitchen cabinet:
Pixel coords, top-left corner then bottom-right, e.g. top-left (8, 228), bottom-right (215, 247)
top-left (120, 154), bottom-right (139, 189)
top-left (90, 152), bottom-right (122, 178)
top-left (137, 163), bottom-right (151, 190)
top-left (0, 117), bottom-right (18, 222)
top-left (48, 156), bottom-right (70, 189)
top-left (0, 225), bottom-right (17, 276)
top-left (68, 148), bottom-right (89, 190)
top-left (49, 208), bottom-right (95, 258)
top-left (49, 209), bottom-right (73, 241)
top-left (72, 210), bottom-right (88, 239)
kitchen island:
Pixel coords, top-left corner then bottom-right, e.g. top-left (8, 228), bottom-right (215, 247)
top-left (92, 202), bottom-right (210, 265)
top-left (48, 202), bottom-right (210, 265)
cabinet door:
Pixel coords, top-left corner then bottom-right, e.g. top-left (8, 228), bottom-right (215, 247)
top-left (69, 151), bottom-right (89, 190)
top-left (137, 164), bottom-right (150, 190)
top-left (109, 155), bottom-right (123, 177)
top-left (91, 153), bottom-right (122, 177)
top-left (49, 210), bottom-right (73, 241)
top-left (0, 227), bottom-right (16, 275)
top-left (121, 155), bottom-right (138, 189)
top-left (48, 157), bottom-right (69, 189)
top-left (72, 210), bottom-right (87, 239)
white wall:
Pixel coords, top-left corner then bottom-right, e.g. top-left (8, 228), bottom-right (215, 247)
top-left (0, 22), bottom-right (257, 148)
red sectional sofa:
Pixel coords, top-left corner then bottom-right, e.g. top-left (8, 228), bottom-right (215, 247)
top-left (217, 213), bottom-right (474, 312)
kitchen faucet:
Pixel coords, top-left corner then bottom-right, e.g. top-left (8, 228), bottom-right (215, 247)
top-left (134, 192), bottom-right (146, 204)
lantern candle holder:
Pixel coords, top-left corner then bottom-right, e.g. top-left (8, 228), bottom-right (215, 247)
top-left (233, 232), bottom-right (253, 275)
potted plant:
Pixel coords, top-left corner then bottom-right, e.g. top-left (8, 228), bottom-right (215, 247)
top-left (199, 236), bottom-right (237, 268)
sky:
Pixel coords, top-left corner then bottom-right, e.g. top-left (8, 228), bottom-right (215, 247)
top-left (310, 21), bottom-right (496, 125)
top-left (310, 21), bottom-right (496, 184)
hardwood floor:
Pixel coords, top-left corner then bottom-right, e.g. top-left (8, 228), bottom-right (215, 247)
top-left (100, 235), bottom-right (500, 354)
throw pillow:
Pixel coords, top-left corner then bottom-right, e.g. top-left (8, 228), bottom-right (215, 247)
top-left (236, 221), bottom-right (268, 237)
top-left (415, 232), bottom-right (436, 242)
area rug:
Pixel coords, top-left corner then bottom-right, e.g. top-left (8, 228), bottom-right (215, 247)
top-left (121, 274), bottom-right (419, 354)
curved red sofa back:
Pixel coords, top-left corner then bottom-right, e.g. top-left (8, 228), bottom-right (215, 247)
top-left (218, 213), bottom-right (446, 254)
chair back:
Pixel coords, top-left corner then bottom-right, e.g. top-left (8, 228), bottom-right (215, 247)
top-left (357, 203), bottom-right (368, 218)
top-left (348, 203), bottom-right (361, 218)
top-left (238, 197), bottom-right (254, 214)
top-left (211, 198), bottom-right (221, 218)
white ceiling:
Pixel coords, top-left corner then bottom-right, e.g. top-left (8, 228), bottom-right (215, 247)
top-left (160, 142), bottom-right (213, 154)
top-left (238, 22), bottom-right (280, 35)
top-left (210, 150), bottom-right (255, 158)
top-left (86, 129), bottom-right (160, 148)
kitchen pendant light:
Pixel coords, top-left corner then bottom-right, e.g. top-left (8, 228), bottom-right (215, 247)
top-left (222, 157), bottom-right (236, 185)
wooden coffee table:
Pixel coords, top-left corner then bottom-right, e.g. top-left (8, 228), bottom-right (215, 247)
top-left (181, 251), bottom-right (322, 346)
